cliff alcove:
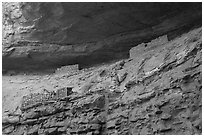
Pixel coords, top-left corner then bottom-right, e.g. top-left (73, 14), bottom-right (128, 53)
top-left (2, 2), bottom-right (202, 135)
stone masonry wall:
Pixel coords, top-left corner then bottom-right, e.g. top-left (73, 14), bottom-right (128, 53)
top-left (2, 28), bottom-right (202, 135)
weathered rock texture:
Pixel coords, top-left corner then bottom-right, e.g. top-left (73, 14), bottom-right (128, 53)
top-left (2, 2), bottom-right (202, 71)
top-left (2, 27), bottom-right (202, 135)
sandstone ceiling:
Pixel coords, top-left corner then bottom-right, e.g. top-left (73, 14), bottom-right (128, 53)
top-left (2, 2), bottom-right (202, 71)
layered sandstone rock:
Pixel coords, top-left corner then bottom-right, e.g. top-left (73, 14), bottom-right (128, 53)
top-left (2, 2), bottom-right (202, 71)
top-left (2, 27), bottom-right (202, 135)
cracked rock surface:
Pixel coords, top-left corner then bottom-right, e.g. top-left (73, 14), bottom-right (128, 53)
top-left (2, 27), bottom-right (202, 135)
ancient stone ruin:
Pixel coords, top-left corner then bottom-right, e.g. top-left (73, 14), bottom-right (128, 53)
top-left (55, 64), bottom-right (79, 76)
top-left (129, 35), bottom-right (168, 59)
top-left (21, 87), bottom-right (73, 111)
top-left (2, 2), bottom-right (202, 135)
top-left (2, 27), bottom-right (202, 135)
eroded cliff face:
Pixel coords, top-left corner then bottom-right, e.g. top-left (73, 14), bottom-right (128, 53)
top-left (2, 2), bottom-right (202, 71)
top-left (2, 27), bottom-right (202, 135)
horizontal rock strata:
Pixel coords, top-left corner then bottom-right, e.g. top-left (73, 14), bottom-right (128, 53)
top-left (2, 2), bottom-right (202, 71)
top-left (2, 27), bottom-right (202, 135)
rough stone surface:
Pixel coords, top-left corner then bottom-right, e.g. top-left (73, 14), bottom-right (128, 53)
top-left (2, 27), bottom-right (202, 135)
top-left (2, 2), bottom-right (202, 71)
top-left (129, 35), bottom-right (168, 59)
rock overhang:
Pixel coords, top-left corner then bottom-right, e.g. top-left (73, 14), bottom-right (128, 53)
top-left (2, 2), bottom-right (202, 71)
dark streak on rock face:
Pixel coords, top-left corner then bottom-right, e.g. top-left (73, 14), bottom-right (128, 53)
top-left (2, 2), bottom-right (202, 71)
